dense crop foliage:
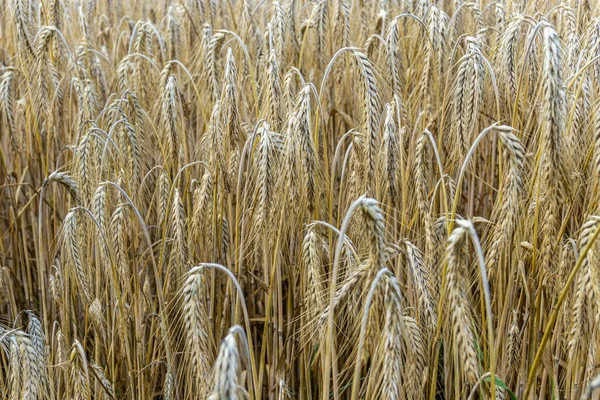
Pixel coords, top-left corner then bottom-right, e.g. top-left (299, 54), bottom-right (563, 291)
top-left (1, 0), bottom-right (600, 399)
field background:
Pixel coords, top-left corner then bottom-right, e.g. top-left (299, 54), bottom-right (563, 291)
top-left (0, 0), bottom-right (599, 399)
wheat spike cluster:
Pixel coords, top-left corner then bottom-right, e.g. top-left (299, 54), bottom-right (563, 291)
top-left (3, 0), bottom-right (600, 398)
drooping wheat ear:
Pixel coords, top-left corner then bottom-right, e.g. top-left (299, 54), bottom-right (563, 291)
top-left (205, 32), bottom-right (226, 102)
top-left (314, 0), bottom-right (329, 72)
top-left (168, 188), bottom-right (188, 291)
top-left (400, 238), bottom-right (437, 330)
top-left (132, 22), bottom-right (153, 100)
top-left (425, 5), bottom-right (450, 87)
top-left (334, 234), bottom-right (357, 275)
top-left (0, 70), bottom-right (19, 157)
top-left (71, 76), bottom-right (92, 123)
top-left (486, 127), bottom-right (525, 275)
top-left (49, 0), bottom-right (63, 29)
top-left (199, 22), bottom-right (213, 61)
top-left (538, 22), bottom-right (568, 272)
top-left (317, 260), bottom-right (369, 330)
top-left (198, 0), bottom-right (210, 23)
top-left (221, 217), bottom-right (231, 264)
top-left (64, 210), bottom-right (92, 305)
top-left (360, 222), bottom-right (390, 359)
top-left (332, 0), bottom-right (350, 104)
top-left (85, 234), bottom-right (105, 289)
top-left (380, 101), bottom-right (399, 207)
top-left (414, 18), bottom-right (434, 110)
top-left (494, 0), bottom-right (505, 26)
top-left (380, 281), bottom-right (405, 400)
top-left (255, 123), bottom-right (276, 235)
top-left (294, 86), bottom-right (317, 213)
top-left (359, 198), bottom-right (386, 271)
top-left (356, 0), bottom-right (368, 41)
top-left (241, 0), bottom-right (252, 37)
top-left (116, 57), bottom-right (134, 93)
top-left (219, 48), bottom-right (243, 192)
top-left (160, 63), bottom-right (181, 168)
top-left (558, 241), bottom-right (576, 304)
top-left (414, 133), bottom-right (435, 258)
top-left (568, 217), bottom-right (600, 359)
top-left (371, 10), bottom-right (386, 51)
top-left (364, 32), bottom-right (382, 60)
top-left (182, 266), bottom-right (212, 393)
top-left (89, 298), bottom-right (105, 339)
top-left (270, 2), bottom-right (286, 65)
top-left (352, 50), bottom-right (380, 195)
top-left (228, 148), bottom-right (241, 198)
top-left (90, 362), bottom-right (115, 399)
top-left (163, 365), bottom-right (174, 400)
top-left (380, 274), bottom-right (427, 399)
top-left (49, 262), bottom-right (62, 304)
top-left (265, 50), bottom-right (283, 130)
top-left (46, 171), bottom-right (81, 204)
top-left (111, 204), bottom-right (130, 295)
top-left (209, 331), bottom-right (241, 400)
top-left (70, 340), bottom-right (91, 400)
top-left (86, 0), bottom-right (97, 27)
top-left (117, 170), bottom-right (126, 193)
top-left (14, 0), bottom-right (33, 55)
top-left (564, 25), bottom-right (580, 80)
top-left (211, 0), bottom-right (219, 24)
top-left (56, 327), bottom-right (67, 365)
top-left (504, 310), bottom-right (520, 387)
top-left (583, 322), bottom-right (597, 388)
top-left (254, 27), bottom-right (267, 98)
top-left (207, 100), bottom-right (228, 191)
top-left (192, 23), bottom-right (213, 82)
top-left (451, 36), bottom-right (484, 161)
top-left (386, 18), bottom-right (402, 96)
top-left (284, 0), bottom-right (299, 63)
top-left (157, 169), bottom-right (171, 226)
top-left (282, 67), bottom-right (303, 114)
top-left (565, 17), bottom-right (590, 154)
top-left (192, 170), bottom-right (213, 243)
top-left (50, 58), bottom-right (64, 138)
top-left (445, 223), bottom-right (480, 386)
top-left (522, 25), bottom-right (540, 100)
top-left (446, 173), bottom-right (460, 212)
top-left (16, 330), bottom-right (41, 400)
top-left (8, 337), bottom-right (20, 400)
top-left (77, 129), bottom-right (97, 205)
top-left (221, 48), bottom-right (244, 149)
top-left (281, 115), bottom-right (300, 215)
top-left (34, 26), bottom-right (56, 124)
top-left (498, 17), bottom-right (522, 102)
top-left (401, 315), bottom-right (428, 399)
top-left (25, 312), bottom-right (49, 394)
top-left (122, 90), bottom-right (144, 128)
top-left (123, 121), bottom-right (141, 188)
top-left (75, 38), bottom-right (90, 78)
top-left (166, 6), bottom-right (182, 60)
top-left (84, 79), bottom-right (99, 118)
top-left (303, 227), bottom-right (326, 328)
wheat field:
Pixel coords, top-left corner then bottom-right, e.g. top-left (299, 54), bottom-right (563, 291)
top-left (2, 0), bottom-right (600, 398)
